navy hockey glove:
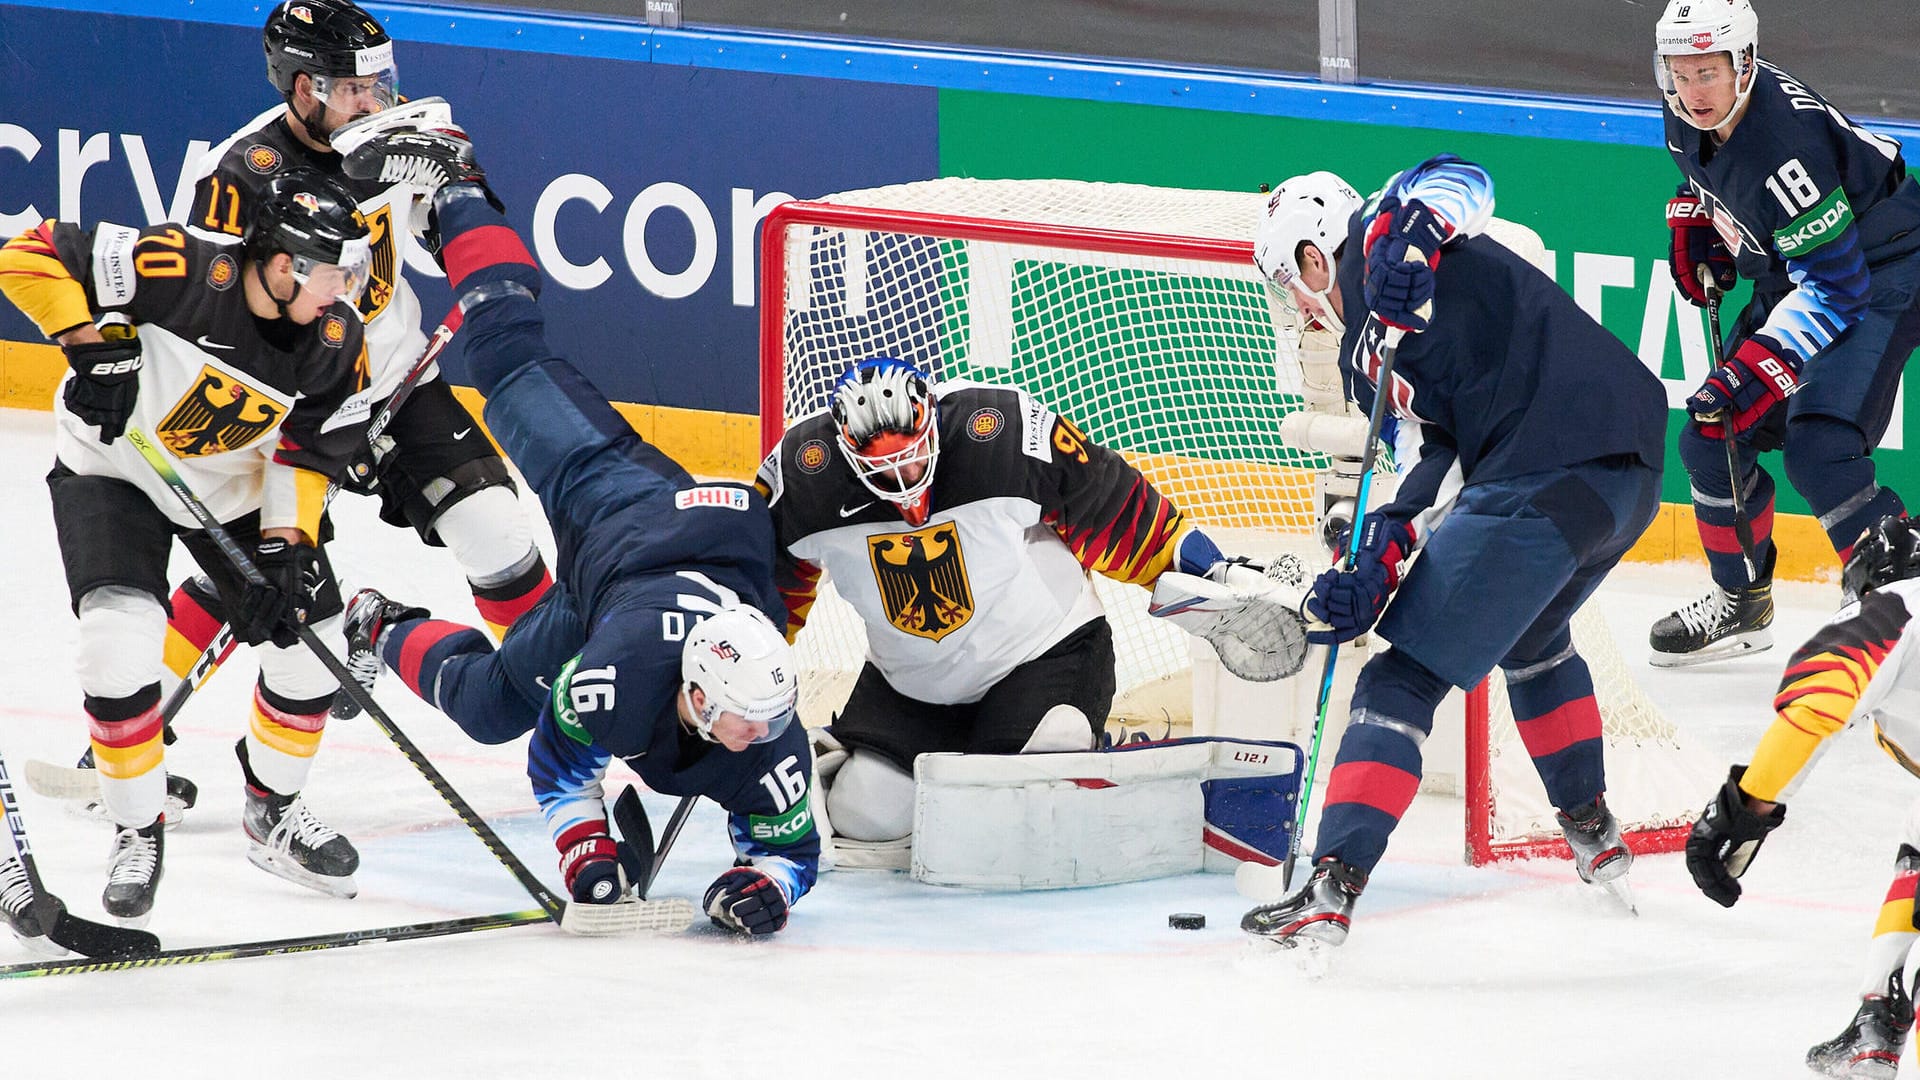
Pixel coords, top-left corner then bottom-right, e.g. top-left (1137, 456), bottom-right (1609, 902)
top-left (1306, 512), bottom-right (1415, 644)
top-left (62, 326), bottom-right (142, 444)
top-left (1685, 765), bottom-right (1785, 908)
top-left (557, 821), bottom-right (627, 904)
top-left (231, 538), bottom-right (320, 648)
top-left (1362, 197), bottom-right (1454, 333)
top-left (1666, 190), bottom-right (1735, 308)
top-left (703, 865), bottom-right (789, 936)
top-left (1686, 337), bottom-right (1801, 438)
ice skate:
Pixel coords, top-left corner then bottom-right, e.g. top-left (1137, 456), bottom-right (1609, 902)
top-left (0, 855), bottom-right (66, 957)
top-left (238, 740), bottom-right (359, 898)
top-left (334, 588), bottom-right (430, 720)
top-left (102, 817), bottom-right (165, 928)
top-left (1807, 973), bottom-right (1913, 1080)
top-left (340, 127), bottom-right (485, 195)
top-left (1556, 795), bottom-right (1636, 913)
top-left (1648, 580), bottom-right (1773, 667)
top-left (1241, 857), bottom-right (1365, 952)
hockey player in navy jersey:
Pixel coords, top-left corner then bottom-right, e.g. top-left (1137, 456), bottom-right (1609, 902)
top-left (332, 130), bottom-right (816, 936)
top-left (1649, 0), bottom-right (1920, 666)
top-left (1240, 155), bottom-right (1667, 949)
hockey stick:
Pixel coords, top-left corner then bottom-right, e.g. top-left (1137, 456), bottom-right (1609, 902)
top-left (126, 428), bottom-right (688, 936)
top-left (1702, 277), bottom-right (1761, 582)
top-left (612, 788), bottom-right (699, 899)
top-left (24, 306), bottom-right (468, 796)
top-left (0, 746), bottom-right (160, 959)
top-left (1283, 323), bottom-right (1407, 891)
top-left (0, 908), bottom-right (547, 980)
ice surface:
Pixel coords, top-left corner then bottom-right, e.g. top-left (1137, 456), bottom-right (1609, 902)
top-left (0, 407), bottom-right (1907, 1079)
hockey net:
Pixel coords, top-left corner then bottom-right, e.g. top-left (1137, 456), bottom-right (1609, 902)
top-left (758, 177), bottom-right (1713, 866)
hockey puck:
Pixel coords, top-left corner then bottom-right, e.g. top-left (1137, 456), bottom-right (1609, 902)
top-left (1168, 912), bottom-right (1206, 930)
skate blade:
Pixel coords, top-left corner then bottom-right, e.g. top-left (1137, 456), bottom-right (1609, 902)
top-left (107, 910), bottom-right (153, 930)
top-left (1599, 876), bottom-right (1638, 915)
top-left (1647, 630), bottom-right (1774, 669)
top-left (559, 897), bottom-right (696, 936)
top-left (1240, 934), bottom-right (1336, 980)
top-left (80, 795), bottom-right (191, 830)
top-left (246, 848), bottom-right (359, 899)
top-left (10, 928), bottom-right (73, 959)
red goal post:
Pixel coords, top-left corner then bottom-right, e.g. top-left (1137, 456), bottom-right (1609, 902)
top-left (756, 179), bottom-right (1712, 867)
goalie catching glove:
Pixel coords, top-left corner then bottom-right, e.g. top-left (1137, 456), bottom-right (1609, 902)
top-left (1148, 555), bottom-right (1317, 681)
top-left (704, 865), bottom-right (789, 936)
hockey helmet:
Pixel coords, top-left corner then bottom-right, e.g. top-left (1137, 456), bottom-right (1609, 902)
top-left (1842, 514), bottom-right (1920, 602)
top-left (830, 357), bottom-right (940, 526)
top-left (265, 0), bottom-right (398, 127)
top-left (1654, 0), bottom-right (1758, 131)
top-left (680, 606), bottom-right (799, 747)
top-left (244, 166), bottom-right (373, 304)
top-left (1254, 171), bottom-right (1362, 335)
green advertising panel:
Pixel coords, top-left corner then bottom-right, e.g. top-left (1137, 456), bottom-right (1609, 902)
top-left (936, 91), bottom-right (1920, 515)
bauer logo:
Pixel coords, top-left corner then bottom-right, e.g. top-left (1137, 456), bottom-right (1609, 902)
top-left (966, 407), bottom-right (1003, 442)
top-left (321, 313), bottom-right (348, 347)
top-left (796, 438), bottom-right (831, 474)
top-left (245, 144), bottom-right (282, 175)
top-left (674, 485), bottom-right (751, 511)
top-left (207, 253), bottom-right (237, 291)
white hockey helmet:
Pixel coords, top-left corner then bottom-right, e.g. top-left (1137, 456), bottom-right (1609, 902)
top-left (680, 606), bottom-right (798, 746)
top-left (830, 357), bottom-right (940, 526)
top-left (1253, 171), bottom-right (1363, 335)
top-left (1654, 0), bottom-right (1759, 131)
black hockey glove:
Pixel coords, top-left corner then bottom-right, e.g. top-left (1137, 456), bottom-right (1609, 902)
top-left (704, 865), bottom-right (789, 936)
top-left (62, 326), bottom-right (142, 444)
top-left (1684, 765), bottom-right (1786, 908)
top-left (231, 538), bottom-right (320, 648)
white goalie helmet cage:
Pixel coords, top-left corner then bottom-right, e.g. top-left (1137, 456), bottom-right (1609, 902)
top-left (1253, 171), bottom-right (1363, 335)
top-left (681, 606), bottom-right (799, 746)
top-left (829, 357), bottom-right (940, 522)
top-left (1654, 0), bottom-right (1759, 130)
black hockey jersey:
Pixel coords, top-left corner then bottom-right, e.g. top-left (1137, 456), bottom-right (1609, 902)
top-left (757, 381), bottom-right (1191, 704)
top-left (1666, 61), bottom-right (1920, 370)
top-left (1336, 158), bottom-right (1668, 530)
top-left (0, 220), bottom-right (369, 536)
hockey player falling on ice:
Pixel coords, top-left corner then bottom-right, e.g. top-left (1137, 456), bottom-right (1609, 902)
top-left (757, 355), bottom-right (1302, 867)
top-left (0, 169), bottom-right (375, 925)
top-left (333, 127), bottom-right (816, 936)
top-left (1686, 514), bottom-right (1920, 1079)
top-left (1648, 0), bottom-right (1920, 667)
top-left (1239, 155), bottom-right (1667, 950)
top-left (109, 0), bottom-right (555, 765)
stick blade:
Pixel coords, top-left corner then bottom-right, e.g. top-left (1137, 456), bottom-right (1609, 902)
top-left (23, 759), bottom-right (100, 801)
top-left (48, 908), bottom-right (160, 959)
top-left (610, 785), bottom-right (655, 895)
top-left (558, 897), bottom-right (696, 936)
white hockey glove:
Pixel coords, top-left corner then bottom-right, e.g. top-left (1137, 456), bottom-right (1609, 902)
top-left (1147, 556), bottom-right (1321, 681)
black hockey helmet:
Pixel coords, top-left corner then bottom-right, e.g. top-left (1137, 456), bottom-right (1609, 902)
top-left (244, 166), bottom-right (373, 304)
top-left (1842, 514), bottom-right (1920, 601)
top-left (264, 0), bottom-right (397, 115)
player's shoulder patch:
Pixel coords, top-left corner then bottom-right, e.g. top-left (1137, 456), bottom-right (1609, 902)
top-left (205, 250), bottom-right (240, 292)
top-left (243, 142), bottom-right (283, 176)
top-left (674, 485), bottom-right (752, 512)
top-left (89, 224), bottom-right (143, 307)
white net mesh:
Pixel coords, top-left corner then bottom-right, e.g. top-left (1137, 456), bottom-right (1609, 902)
top-left (766, 178), bottom-right (1715, 859)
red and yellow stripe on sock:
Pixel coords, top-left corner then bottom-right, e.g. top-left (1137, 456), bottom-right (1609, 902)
top-left (248, 688), bottom-right (327, 793)
top-left (1873, 865), bottom-right (1919, 938)
top-left (472, 561), bottom-right (552, 641)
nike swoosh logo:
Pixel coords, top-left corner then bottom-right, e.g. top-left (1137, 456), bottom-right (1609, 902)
top-left (452, 428), bottom-right (473, 440)
top-left (308, 577), bottom-right (328, 600)
top-left (839, 502), bottom-right (872, 517)
top-left (196, 335), bottom-right (234, 351)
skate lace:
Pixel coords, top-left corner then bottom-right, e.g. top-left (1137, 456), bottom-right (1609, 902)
top-left (343, 645), bottom-right (380, 691)
top-left (1675, 588), bottom-right (1735, 636)
top-left (0, 858), bottom-right (34, 916)
top-left (107, 829), bottom-right (158, 885)
top-left (272, 798), bottom-right (342, 854)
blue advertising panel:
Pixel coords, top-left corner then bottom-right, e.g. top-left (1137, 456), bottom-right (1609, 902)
top-left (0, 4), bottom-right (939, 411)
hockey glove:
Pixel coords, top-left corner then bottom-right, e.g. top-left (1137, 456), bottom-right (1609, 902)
top-left (338, 433), bottom-right (397, 496)
top-left (557, 821), bottom-right (628, 904)
top-left (1684, 765), bottom-right (1786, 908)
top-left (1667, 189), bottom-right (1736, 308)
top-left (62, 326), bottom-right (142, 444)
top-left (1686, 337), bottom-right (1802, 439)
top-left (231, 538), bottom-right (320, 648)
top-left (1362, 197), bottom-right (1454, 333)
top-left (1305, 512), bottom-right (1415, 645)
top-left (703, 865), bottom-right (789, 936)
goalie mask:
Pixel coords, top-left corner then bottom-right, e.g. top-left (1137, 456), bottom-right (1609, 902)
top-left (680, 607), bottom-right (799, 747)
top-left (245, 167), bottom-right (374, 309)
top-left (1842, 514), bottom-right (1920, 604)
top-left (830, 357), bottom-right (940, 527)
top-left (265, 0), bottom-right (399, 141)
top-left (1254, 171), bottom-right (1362, 336)
top-left (1654, 0), bottom-right (1758, 132)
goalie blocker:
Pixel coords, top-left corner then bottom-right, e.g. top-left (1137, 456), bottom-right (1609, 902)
top-left (910, 737), bottom-right (1302, 889)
